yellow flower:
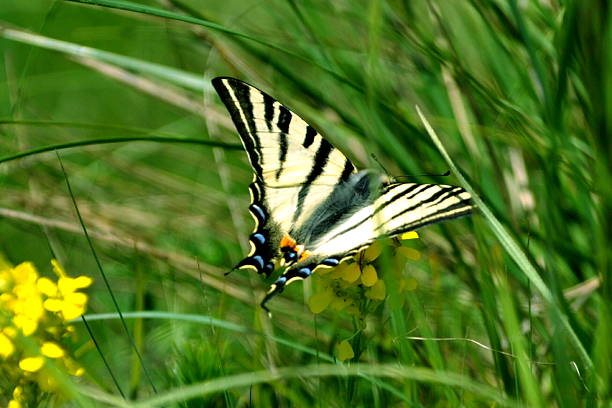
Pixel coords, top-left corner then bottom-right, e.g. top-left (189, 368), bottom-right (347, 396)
top-left (58, 276), bottom-right (93, 294)
top-left (0, 332), bottom-right (15, 357)
top-left (41, 342), bottom-right (65, 358)
top-left (19, 356), bottom-right (44, 372)
top-left (361, 242), bottom-right (382, 262)
top-left (366, 279), bottom-right (386, 300)
top-left (3, 327), bottom-right (17, 338)
top-left (330, 263), bottom-right (348, 279)
top-left (308, 289), bottom-right (334, 314)
top-left (337, 340), bottom-right (355, 361)
top-left (360, 265), bottom-right (378, 287)
top-left (37, 277), bottom-right (58, 296)
top-left (13, 315), bottom-right (38, 336)
top-left (340, 263), bottom-right (360, 283)
top-left (11, 262), bottom-right (38, 284)
top-left (0, 258), bottom-right (90, 404)
top-left (42, 261), bottom-right (92, 321)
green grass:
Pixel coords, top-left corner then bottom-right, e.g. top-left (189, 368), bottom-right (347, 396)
top-left (0, 0), bottom-right (609, 406)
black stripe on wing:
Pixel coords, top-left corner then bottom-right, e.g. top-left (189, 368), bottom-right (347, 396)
top-left (328, 183), bottom-right (472, 243)
top-left (212, 77), bottom-right (264, 178)
top-left (276, 106), bottom-right (291, 179)
top-left (293, 139), bottom-right (333, 222)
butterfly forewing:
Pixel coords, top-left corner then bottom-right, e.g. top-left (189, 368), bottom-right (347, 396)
top-left (212, 77), bottom-right (358, 274)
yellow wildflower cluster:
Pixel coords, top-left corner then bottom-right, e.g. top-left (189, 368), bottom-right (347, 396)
top-left (307, 231), bottom-right (422, 361)
top-left (0, 259), bottom-right (92, 407)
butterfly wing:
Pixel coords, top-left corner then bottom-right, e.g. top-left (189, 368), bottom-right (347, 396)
top-left (212, 77), bottom-right (357, 275)
top-left (261, 181), bottom-right (472, 310)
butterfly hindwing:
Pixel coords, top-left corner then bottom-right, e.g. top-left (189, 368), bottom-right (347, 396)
top-left (261, 181), bottom-right (473, 307)
top-left (311, 181), bottom-right (473, 257)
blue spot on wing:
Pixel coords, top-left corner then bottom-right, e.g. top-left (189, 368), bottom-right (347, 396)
top-left (322, 258), bottom-right (339, 266)
top-left (298, 267), bottom-right (312, 277)
top-left (251, 255), bottom-right (264, 269)
top-left (251, 233), bottom-right (266, 246)
top-left (249, 204), bottom-right (266, 223)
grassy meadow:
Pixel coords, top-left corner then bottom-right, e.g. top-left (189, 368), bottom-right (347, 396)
top-left (0, 0), bottom-right (609, 406)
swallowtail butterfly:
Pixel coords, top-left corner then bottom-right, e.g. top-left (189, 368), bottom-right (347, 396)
top-left (212, 77), bottom-right (472, 311)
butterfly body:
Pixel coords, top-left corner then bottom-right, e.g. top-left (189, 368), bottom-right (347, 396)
top-left (212, 77), bottom-right (473, 310)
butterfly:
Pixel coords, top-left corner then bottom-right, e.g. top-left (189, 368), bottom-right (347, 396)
top-left (212, 77), bottom-right (473, 311)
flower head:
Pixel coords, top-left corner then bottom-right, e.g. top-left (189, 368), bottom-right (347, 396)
top-left (0, 259), bottom-right (91, 406)
top-left (306, 233), bottom-right (423, 362)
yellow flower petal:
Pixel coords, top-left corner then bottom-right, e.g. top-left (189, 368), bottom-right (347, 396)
top-left (44, 298), bottom-right (63, 312)
top-left (360, 265), bottom-right (378, 287)
top-left (0, 332), bottom-right (15, 357)
top-left (12, 262), bottom-right (38, 284)
top-left (340, 263), bottom-right (360, 283)
top-left (308, 289), bottom-right (334, 314)
top-left (366, 279), bottom-right (386, 300)
top-left (330, 263), bottom-right (348, 279)
top-left (41, 342), bottom-right (65, 358)
top-left (3, 327), bottom-right (17, 338)
top-left (337, 340), bottom-right (354, 361)
top-left (62, 293), bottom-right (87, 321)
top-left (37, 277), bottom-right (58, 296)
top-left (61, 303), bottom-right (86, 321)
top-left (400, 231), bottom-right (419, 240)
top-left (58, 277), bottom-right (78, 294)
top-left (73, 276), bottom-right (93, 289)
top-left (8, 400), bottom-right (22, 408)
top-left (13, 386), bottom-right (23, 399)
top-left (13, 315), bottom-right (38, 336)
top-left (22, 297), bottom-right (44, 320)
top-left (64, 292), bottom-right (88, 306)
top-left (19, 357), bottom-right (44, 372)
top-left (396, 246), bottom-right (421, 261)
top-left (362, 242), bottom-right (382, 262)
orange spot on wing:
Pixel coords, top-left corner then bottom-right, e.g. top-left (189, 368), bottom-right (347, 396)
top-left (280, 235), bottom-right (297, 249)
top-left (299, 250), bottom-right (312, 262)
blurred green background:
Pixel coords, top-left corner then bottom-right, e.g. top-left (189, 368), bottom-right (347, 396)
top-left (0, 0), bottom-right (609, 406)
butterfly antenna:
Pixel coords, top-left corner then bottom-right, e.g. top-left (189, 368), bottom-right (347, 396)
top-left (370, 153), bottom-right (392, 178)
top-left (395, 170), bottom-right (451, 180)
